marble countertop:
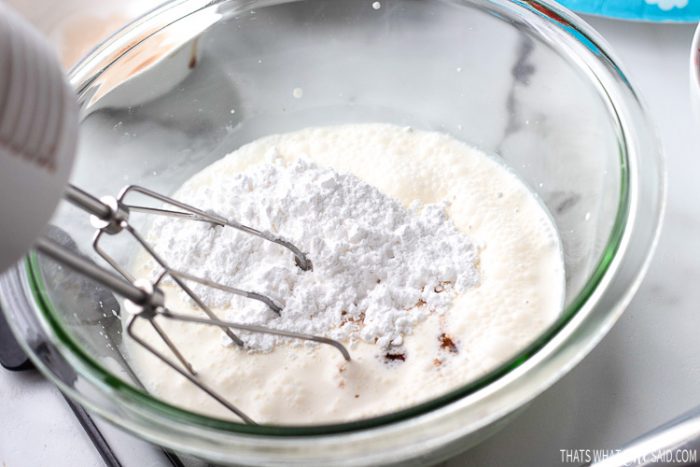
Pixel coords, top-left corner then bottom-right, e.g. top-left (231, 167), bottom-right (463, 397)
top-left (1, 14), bottom-right (699, 467)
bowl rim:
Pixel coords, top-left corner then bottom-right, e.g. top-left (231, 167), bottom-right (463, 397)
top-left (25, 0), bottom-right (633, 435)
top-left (35, 0), bottom-right (631, 435)
top-left (6, 0), bottom-right (665, 457)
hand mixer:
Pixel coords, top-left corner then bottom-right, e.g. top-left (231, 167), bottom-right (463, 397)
top-left (0, 3), bottom-right (350, 425)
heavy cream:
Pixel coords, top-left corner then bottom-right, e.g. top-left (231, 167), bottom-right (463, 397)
top-left (126, 123), bottom-right (565, 424)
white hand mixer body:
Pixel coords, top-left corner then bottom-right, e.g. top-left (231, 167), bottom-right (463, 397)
top-left (0, 2), bottom-right (77, 272)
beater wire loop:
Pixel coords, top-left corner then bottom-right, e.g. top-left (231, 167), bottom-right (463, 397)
top-left (126, 317), bottom-right (256, 424)
top-left (158, 308), bottom-right (352, 362)
top-left (49, 183), bottom-right (351, 424)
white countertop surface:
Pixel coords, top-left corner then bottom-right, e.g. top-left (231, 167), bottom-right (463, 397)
top-left (1, 13), bottom-right (699, 467)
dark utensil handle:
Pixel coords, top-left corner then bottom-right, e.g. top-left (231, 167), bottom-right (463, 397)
top-left (63, 395), bottom-right (123, 467)
top-left (0, 304), bottom-right (121, 466)
top-left (0, 305), bottom-right (33, 371)
top-left (1, 275), bottom-right (184, 467)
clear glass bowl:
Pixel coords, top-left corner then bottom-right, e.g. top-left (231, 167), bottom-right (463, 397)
top-left (0, 0), bottom-right (664, 464)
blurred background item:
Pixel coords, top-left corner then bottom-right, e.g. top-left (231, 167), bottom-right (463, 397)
top-left (5, 0), bottom-right (163, 68)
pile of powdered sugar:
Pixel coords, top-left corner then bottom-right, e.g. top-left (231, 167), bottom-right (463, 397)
top-left (145, 156), bottom-right (479, 351)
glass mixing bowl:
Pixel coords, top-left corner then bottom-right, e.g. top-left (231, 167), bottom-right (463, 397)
top-left (0, 0), bottom-right (664, 464)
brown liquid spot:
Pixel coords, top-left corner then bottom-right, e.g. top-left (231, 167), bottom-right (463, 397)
top-left (341, 311), bottom-right (365, 327)
top-left (385, 353), bottom-right (406, 362)
top-left (439, 333), bottom-right (458, 353)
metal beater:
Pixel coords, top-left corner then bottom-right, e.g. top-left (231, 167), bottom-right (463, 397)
top-left (0, 3), bottom-right (349, 425)
top-left (38, 184), bottom-right (351, 424)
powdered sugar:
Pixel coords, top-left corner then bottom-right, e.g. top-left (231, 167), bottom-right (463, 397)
top-left (146, 154), bottom-right (478, 351)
